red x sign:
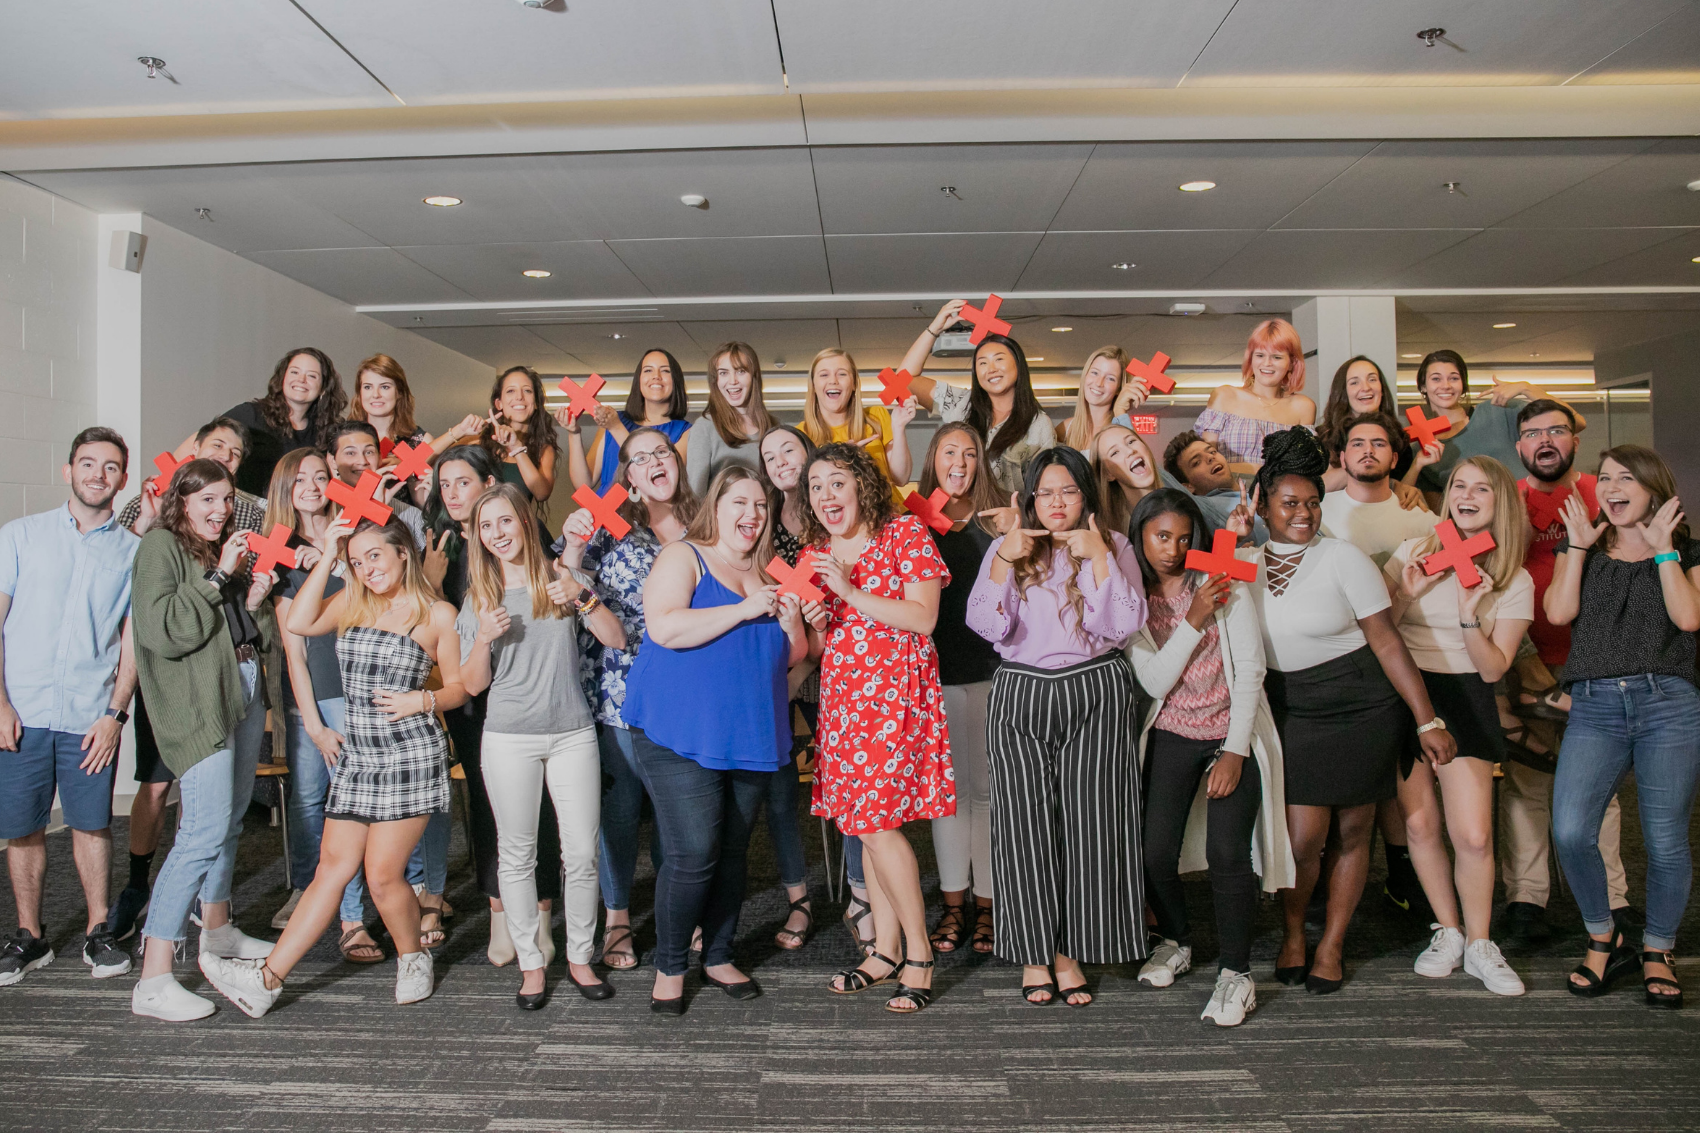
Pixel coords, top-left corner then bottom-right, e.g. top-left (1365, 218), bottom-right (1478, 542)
top-left (1423, 519), bottom-right (1496, 588)
top-left (148, 452), bottom-right (183, 492)
top-left (876, 367), bottom-right (915, 406)
top-left (1183, 529), bottom-right (1257, 582)
top-left (768, 550), bottom-right (825, 605)
top-left (1127, 351), bottom-right (1177, 395)
top-left (557, 373), bottom-right (606, 422)
top-left (960, 294), bottom-right (1011, 345)
top-left (1523, 485), bottom-right (1572, 533)
top-left (389, 439), bottom-right (435, 482)
top-left (1404, 406), bottom-right (1451, 450)
top-left (247, 523), bottom-right (299, 576)
top-left (1127, 414), bottom-right (1159, 435)
top-left (379, 437), bottom-right (394, 460)
top-left (904, 488), bottom-right (953, 534)
top-left (325, 470), bottom-right (394, 526)
top-left (572, 483), bottom-right (631, 539)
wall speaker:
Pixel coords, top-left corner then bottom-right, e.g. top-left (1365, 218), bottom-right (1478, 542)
top-left (109, 230), bottom-right (147, 273)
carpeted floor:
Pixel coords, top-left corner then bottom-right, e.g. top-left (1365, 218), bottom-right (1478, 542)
top-left (4, 776), bottom-right (1698, 1132)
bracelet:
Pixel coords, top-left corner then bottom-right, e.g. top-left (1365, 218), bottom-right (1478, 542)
top-left (996, 553), bottom-right (1018, 564)
top-left (574, 593), bottom-right (602, 616)
top-left (424, 689), bottom-right (436, 716)
top-left (1459, 620), bottom-right (1482, 629)
top-left (1654, 550), bottom-right (1681, 565)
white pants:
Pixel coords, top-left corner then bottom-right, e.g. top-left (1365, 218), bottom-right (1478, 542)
top-left (481, 727), bottom-right (602, 969)
top-left (932, 681), bottom-right (994, 898)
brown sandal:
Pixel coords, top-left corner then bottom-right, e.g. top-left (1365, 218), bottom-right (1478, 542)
top-left (418, 908), bottom-right (445, 949)
top-left (339, 926), bottom-right (384, 964)
top-left (600, 924), bottom-right (638, 970)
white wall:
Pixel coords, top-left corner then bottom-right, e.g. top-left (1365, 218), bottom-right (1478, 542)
top-left (0, 176), bottom-right (99, 525)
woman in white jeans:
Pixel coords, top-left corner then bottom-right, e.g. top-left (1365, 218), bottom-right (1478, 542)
top-left (459, 484), bottom-right (627, 1010)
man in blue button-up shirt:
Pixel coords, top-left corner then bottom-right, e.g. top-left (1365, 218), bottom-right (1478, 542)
top-left (0, 427), bottom-right (141, 986)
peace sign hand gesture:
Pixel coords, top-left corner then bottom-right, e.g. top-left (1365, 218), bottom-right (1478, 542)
top-left (1225, 479), bottom-right (1260, 541)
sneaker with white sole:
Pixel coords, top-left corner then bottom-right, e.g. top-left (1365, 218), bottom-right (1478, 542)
top-left (199, 954), bottom-right (282, 1018)
top-left (395, 950), bottom-right (434, 1005)
top-left (270, 890), bottom-right (303, 930)
top-left (1200, 969), bottom-right (1256, 1027)
top-left (82, 927), bottom-right (132, 979)
top-left (1463, 938), bottom-right (1526, 996)
top-left (1413, 924), bottom-right (1465, 978)
top-left (1137, 939), bottom-right (1192, 987)
top-left (0, 927), bottom-right (54, 986)
top-left (131, 973), bottom-right (215, 1021)
top-left (199, 922), bottom-right (275, 960)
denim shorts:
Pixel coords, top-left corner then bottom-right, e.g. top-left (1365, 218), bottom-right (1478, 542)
top-left (0, 727), bottom-right (116, 838)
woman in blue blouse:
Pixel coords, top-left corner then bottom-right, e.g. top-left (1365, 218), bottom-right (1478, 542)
top-left (562, 349), bottom-right (692, 494)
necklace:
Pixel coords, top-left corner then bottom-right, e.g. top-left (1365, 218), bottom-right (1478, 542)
top-left (710, 543), bottom-right (756, 573)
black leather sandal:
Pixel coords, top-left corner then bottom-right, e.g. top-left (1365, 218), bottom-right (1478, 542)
top-left (1567, 930), bottom-right (1635, 997)
top-left (886, 958), bottom-right (936, 1013)
top-left (929, 903), bottom-right (969, 953)
top-left (1642, 950), bottom-right (1684, 1009)
top-left (841, 895), bottom-right (875, 958)
top-left (971, 902), bottom-right (995, 954)
top-left (774, 897), bottom-right (812, 951)
top-left (830, 951), bottom-right (898, 994)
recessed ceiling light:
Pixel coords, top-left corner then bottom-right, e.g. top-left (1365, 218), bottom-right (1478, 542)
top-left (680, 193), bottom-right (708, 209)
top-left (423, 195), bottom-right (462, 207)
top-left (521, 269), bottom-right (551, 278)
top-left (1687, 179), bottom-right (1700, 192)
top-left (607, 333), bottom-right (626, 340)
top-left (1492, 322), bottom-right (1517, 329)
top-left (1109, 262), bottom-right (1136, 270)
top-left (1178, 181), bottom-right (1216, 193)
top-left (1529, 352), bottom-right (1540, 358)
top-left (1691, 255), bottom-right (1700, 263)
top-left (1051, 326), bottom-right (1073, 333)
top-left (1028, 357), bottom-right (1045, 362)
top-left (1401, 353), bottom-right (1421, 359)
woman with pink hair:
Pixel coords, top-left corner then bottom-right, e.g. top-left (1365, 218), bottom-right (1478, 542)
top-left (1195, 319), bottom-right (1317, 468)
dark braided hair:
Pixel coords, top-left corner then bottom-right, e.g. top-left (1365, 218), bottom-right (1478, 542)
top-left (1254, 426), bottom-right (1329, 510)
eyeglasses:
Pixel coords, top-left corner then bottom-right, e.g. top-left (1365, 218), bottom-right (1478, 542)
top-left (1032, 487), bottom-right (1082, 503)
top-left (627, 449), bottom-right (674, 468)
top-left (1518, 426), bottom-right (1573, 442)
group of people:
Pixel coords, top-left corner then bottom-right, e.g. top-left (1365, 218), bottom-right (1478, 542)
top-left (2, 303), bottom-right (1694, 1028)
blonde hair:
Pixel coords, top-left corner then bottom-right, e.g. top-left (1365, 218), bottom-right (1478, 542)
top-left (264, 447), bottom-right (333, 538)
top-left (1411, 456), bottom-right (1528, 592)
top-left (1061, 345), bottom-right (1128, 450)
top-left (338, 518), bottom-right (438, 633)
top-left (685, 466), bottom-right (775, 579)
top-left (466, 483), bottom-right (563, 622)
top-left (801, 348), bottom-right (869, 446)
top-left (1091, 424), bottom-right (1154, 539)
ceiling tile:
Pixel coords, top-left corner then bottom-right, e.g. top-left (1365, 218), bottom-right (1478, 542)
top-left (824, 233), bottom-right (1044, 293)
top-left (1497, 139), bottom-right (1700, 228)
top-left (1556, 229), bottom-right (1700, 287)
top-left (1195, 229), bottom-right (1476, 289)
top-left (606, 236), bottom-right (831, 297)
top-left (244, 247), bottom-right (472, 306)
top-left (1568, 3), bottom-right (1700, 83)
top-left (1389, 227), bottom-right (1685, 287)
top-left (406, 325), bottom-right (580, 372)
top-left (811, 144), bottom-right (1092, 234)
top-left (393, 241), bottom-right (647, 301)
top-left (676, 319), bottom-right (841, 371)
top-left (1016, 230), bottom-right (1260, 290)
top-left (522, 322), bottom-right (708, 374)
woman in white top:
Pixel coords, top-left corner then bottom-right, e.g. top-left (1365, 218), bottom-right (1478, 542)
top-left (1246, 429), bottom-right (1455, 994)
top-left (1385, 456), bottom-right (1532, 996)
top-left (684, 341), bottom-right (778, 497)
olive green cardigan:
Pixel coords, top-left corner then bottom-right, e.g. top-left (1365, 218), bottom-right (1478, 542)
top-left (132, 529), bottom-right (277, 778)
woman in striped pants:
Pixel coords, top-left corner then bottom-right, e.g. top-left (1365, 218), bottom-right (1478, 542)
top-left (966, 447), bottom-right (1149, 1006)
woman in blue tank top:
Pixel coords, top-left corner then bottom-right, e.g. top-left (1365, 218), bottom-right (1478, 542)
top-left (561, 348), bottom-right (692, 494)
top-left (623, 466), bottom-right (814, 1014)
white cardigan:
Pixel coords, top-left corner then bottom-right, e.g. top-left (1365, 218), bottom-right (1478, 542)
top-left (1126, 583), bottom-right (1295, 893)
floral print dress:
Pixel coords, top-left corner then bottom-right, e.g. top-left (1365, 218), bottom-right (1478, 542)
top-left (810, 514), bottom-right (955, 835)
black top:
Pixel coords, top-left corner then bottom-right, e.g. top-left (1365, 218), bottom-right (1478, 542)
top-left (932, 521), bottom-right (1001, 686)
top-left (224, 400), bottom-right (315, 498)
top-left (213, 574), bottom-right (266, 652)
top-left (1558, 535), bottom-right (1700, 688)
top-left (278, 542), bottom-right (346, 708)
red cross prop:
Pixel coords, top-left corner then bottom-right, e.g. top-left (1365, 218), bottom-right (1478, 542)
top-left (556, 373), bottom-right (606, 422)
top-left (1524, 485), bottom-right (1572, 533)
top-left (247, 523), bottom-right (299, 576)
top-left (1126, 351), bottom-right (1177, 395)
top-left (1422, 519), bottom-right (1496, 588)
top-left (960, 294), bottom-right (1011, 345)
top-left (572, 483), bottom-right (631, 539)
top-left (876, 367), bottom-right (915, 406)
top-left (388, 439), bottom-right (435, 482)
top-left (1184, 529), bottom-right (1257, 582)
top-left (1127, 414), bottom-right (1159, 435)
top-left (324, 471), bottom-right (394, 526)
top-left (147, 452), bottom-right (183, 492)
top-left (768, 550), bottom-right (826, 605)
top-left (904, 488), bottom-right (953, 534)
top-left (379, 437), bottom-right (394, 460)
top-left (1404, 406), bottom-right (1451, 450)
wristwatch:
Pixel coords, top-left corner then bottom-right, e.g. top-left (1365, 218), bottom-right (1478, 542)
top-left (1416, 716), bottom-right (1447, 736)
top-left (103, 707), bottom-right (130, 725)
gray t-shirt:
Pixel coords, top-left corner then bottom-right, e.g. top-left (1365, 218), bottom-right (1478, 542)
top-left (457, 585), bottom-right (593, 735)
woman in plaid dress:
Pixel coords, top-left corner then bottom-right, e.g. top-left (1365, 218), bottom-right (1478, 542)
top-left (198, 515), bottom-right (470, 1017)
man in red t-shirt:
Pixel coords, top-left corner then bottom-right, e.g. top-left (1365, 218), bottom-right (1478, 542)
top-left (1500, 399), bottom-right (1633, 947)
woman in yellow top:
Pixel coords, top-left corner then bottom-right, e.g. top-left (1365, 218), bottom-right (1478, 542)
top-left (799, 348), bottom-right (916, 501)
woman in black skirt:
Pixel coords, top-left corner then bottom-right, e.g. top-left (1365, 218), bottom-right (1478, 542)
top-left (1244, 429), bottom-right (1455, 993)
top-left (1386, 455), bottom-right (1531, 996)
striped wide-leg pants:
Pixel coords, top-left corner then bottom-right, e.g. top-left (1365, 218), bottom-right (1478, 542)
top-left (987, 652), bottom-right (1146, 966)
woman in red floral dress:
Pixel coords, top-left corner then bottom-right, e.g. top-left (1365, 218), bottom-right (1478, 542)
top-left (802, 442), bottom-right (954, 1013)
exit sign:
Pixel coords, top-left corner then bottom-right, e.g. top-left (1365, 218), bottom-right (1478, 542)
top-left (1128, 415), bottom-right (1159, 435)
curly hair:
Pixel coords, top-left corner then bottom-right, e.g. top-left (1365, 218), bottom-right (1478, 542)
top-left (1254, 426), bottom-right (1329, 511)
top-left (1008, 446), bottom-right (1101, 636)
top-left (157, 457), bottom-right (238, 569)
top-left (257, 347), bottom-right (346, 450)
top-left (798, 442), bottom-right (896, 547)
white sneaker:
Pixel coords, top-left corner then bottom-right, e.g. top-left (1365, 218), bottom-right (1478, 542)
top-left (131, 973), bottom-right (215, 1021)
top-left (1463, 938), bottom-right (1526, 996)
top-left (1200, 969), bottom-right (1256, 1027)
top-left (199, 954), bottom-right (282, 1018)
top-left (395, 950), bottom-right (434, 1005)
top-left (1138, 939), bottom-right (1192, 987)
top-left (200, 922), bottom-right (275, 960)
top-left (270, 890), bottom-right (303, 930)
top-left (1413, 924), bottom-right (1465, 977)
top-left (487, 912), bottom-right (515, 967)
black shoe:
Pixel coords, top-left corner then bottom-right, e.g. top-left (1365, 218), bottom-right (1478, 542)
top-left (1273, 963), bottom-right (1309, 986)
top-left (0, 927), bottom-right (54, 986)
top-left (516, 988), bottom-right (548, 1011)
top-left (1612, 905), bottom-right (1646, 937)
top-left (703, 971), bottom-right (761, 1001)
top-left (82, 927), bottom-right (132, 979)
top-left (1306, 971), bottom-right (1343, 995)
top-left (106, 885), bottom-right (149, 943)
top-left (1498, 901), bottom-right (1550, 950)
top-left (650, 995), bottom-right (686, 1016)
top-left (568, 970), bottom-right (616, 1001)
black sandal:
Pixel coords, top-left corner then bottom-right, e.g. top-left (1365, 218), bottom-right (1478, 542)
top-left (971, 902), bottom-right (995, 954)
top-left (1642, 950), bottom-right (1684, 1009)
top-left (600, 924), bottom-right (638, 970)
top-left (886, 958), bottom-right (936, 1013)
top-left (1568, 930), bottom-right (1635, 997)
top-left (1501, 723), bottom-right (1559, 777)
top-left (774, 897), bottom-right (813, 951)
top-left (841, 895), bottom-right (875, 958)
top-left (1023, 968), bottom-right (1056, 1005)
top-left (1513, 683), bottom-right (1570, 721)
top-left (831, 951), bottom-right (898, 994)
top-left (929, 903), bottom-right (968, 953)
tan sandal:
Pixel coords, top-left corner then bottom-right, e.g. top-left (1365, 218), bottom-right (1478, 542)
top-left (339, 926), bottom-right (384, 964)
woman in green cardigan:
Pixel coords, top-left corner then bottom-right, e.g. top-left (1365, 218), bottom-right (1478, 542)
top-left (129, 459), bottom-right (280, 1023)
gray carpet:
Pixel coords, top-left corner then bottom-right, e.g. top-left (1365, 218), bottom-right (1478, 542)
top-left (4, 778), bottom-right (1698, 1132)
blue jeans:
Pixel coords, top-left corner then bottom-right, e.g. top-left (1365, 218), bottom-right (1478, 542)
top-left (285, 700), bottom-right (365, 922)
top-left (143, 658), bottom-right (265, 944)
top-left (597, 724), bottom-right (661, 911)
top-left (408, 810), bottom-right (450, 896)
top-left (1554, 674), bottom-right (1700, 951)
top-left (629, 727), bottom-right (767, 976)
top-left (762, 758), bottom-right (808, 888)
